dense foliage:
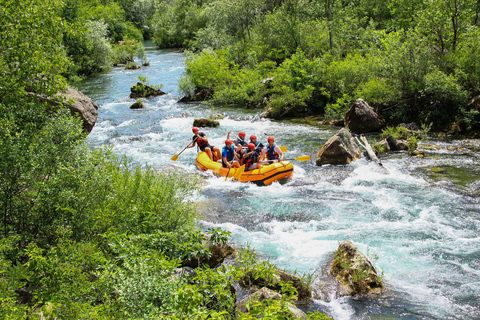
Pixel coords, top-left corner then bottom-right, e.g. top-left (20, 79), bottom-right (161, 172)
top-left (162, 0), bottom-right (480, 130)
top-left (0, 1), bottom-right (334, 318)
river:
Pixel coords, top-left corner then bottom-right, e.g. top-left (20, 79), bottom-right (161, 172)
top-left (77, 42), bottom-right (480, 320)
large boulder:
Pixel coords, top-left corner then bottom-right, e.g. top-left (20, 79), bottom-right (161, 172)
top-left (235, 287), bottom-right (307, 319)
top-left (193, 118), bottom-right (219, 128)
top-left (129, 82), bottom-right (166, 98)
top-left (64, 87), bottom-right (98, 133)
top-left (344, 98), bottom-right (385, 133)
top-left (330, 241), bottom-right (384, 296)
top-left (316, 128), bottom-right (361, 166)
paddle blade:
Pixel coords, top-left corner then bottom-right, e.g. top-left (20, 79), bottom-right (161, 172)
top-left (295, 155), bottom-right (310, 161)
top-left (234, 165), bottom-right (245, 180)
top-left (170, 154), bottom-right (179, 161)
top-left (280, 146), bottom-right (287, 152)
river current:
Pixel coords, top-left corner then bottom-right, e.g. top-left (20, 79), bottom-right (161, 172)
top-left (77, 43), bottom-right (480, 320)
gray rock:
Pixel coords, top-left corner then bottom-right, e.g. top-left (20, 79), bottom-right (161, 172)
top-left (330, 241), bottom-right (384, 296)
top-left (344, 98), bottom-right (385, 133)
top-left (64, 87), bottom-right (98, 133)
top-left (193, 118), bottom-right (219, 128)
top-left (316, 128), bottom-right (361, 165)
top-left (129, 101), bottom-right (144, 109)
top-left (386, 136), bottom-right (409, 151)
top-left (373, 138), bottom-right (390, 155)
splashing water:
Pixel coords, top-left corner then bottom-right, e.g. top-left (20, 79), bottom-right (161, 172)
top-left (77, 42), bottom-right (480, 320)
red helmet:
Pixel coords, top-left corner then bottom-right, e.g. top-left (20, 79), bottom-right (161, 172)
top-left (239, 131), bottom-right (246, 138)
top-left (267, 136), bottom-right (274, 142)
top-left (225, 139), bottom-right (233, 144)
top-left (192, 127), bottom-right (199, 133)
top-left (250, 135), bottom-right (256, 141)
top-left (248, 143), bottom-right (255, 149)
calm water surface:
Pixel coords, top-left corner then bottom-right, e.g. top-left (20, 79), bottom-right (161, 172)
top-left (77, 42), bottom-right (480, 320)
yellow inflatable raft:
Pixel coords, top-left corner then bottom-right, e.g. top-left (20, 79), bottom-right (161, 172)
top-left (195, 151), bottom-right (294, 186)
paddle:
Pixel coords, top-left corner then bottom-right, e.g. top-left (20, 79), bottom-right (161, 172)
top-left (233, 164), bottom-right (245, 180)
top-left (171, 141), bottom-right (193, 161)
top-left (225, 166), bottom-right (231, 181)
top-left (284, 155), bottom-right (310, 161)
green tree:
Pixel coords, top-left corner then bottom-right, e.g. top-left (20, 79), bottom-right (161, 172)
top-left (416, 0), bottom-right (476, 56)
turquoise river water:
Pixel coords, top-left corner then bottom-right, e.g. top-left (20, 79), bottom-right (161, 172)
top-left (77, 42), bottom-right (480, 320)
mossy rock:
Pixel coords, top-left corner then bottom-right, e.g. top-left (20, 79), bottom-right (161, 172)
top-left (330, 241), bottom-right (384, 296)
top-left (129, 82), bottom-right (166, 99)
top-left (193, 118), bottom-right (219, 128)
top-left (129, 101), bottom-right (144, 109)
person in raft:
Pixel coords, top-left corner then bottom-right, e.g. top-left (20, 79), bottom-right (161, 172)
top-left (222, 139), bottom-right (240, 168)
top-left (187, 127), bottom-right (221, 161)
top-left (243, 142), bottom-right (262, 171)
top-left (235, 131), bottom-right (247, 147)
top-left (227, 131), bottom-right (247, 164)
top-left (249, 135), bottom-right (264, 154)
top-left (261, 136), bottom-right (284, 164)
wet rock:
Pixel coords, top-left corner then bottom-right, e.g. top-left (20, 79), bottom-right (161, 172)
top-left (129, 101), bottom-right (144, 109)
top-left (277, 270), bottom-right (312, 301)
top-left (193, 118), bottom-right (219, 128)
top-left (330, 241), bottom-right (384, 296)
top-left (129, 82), bottom-right (166, 99)
top-left (63, 87), bottom-right (98, 133)
top-left (316, 128), bottom-right (361, 166)
top-left (373, 138), bottom-right (390, 155)
top-left (344, 98), bottom-right (385, 133)
top-left (235, 287), bottom-right (307, 319)
top-left (410, 150), bottom-right (425, 157)
top-left (386, 136), bottom-right (409, 151)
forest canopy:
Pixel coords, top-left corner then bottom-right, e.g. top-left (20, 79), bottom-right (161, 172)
top-left (151, 0), bottom-right (480, 131)
top-left (3, 0), bottom-right (476, 130)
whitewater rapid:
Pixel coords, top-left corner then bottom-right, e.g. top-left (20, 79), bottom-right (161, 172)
top-left (79, 44), bottom-right (480, 320)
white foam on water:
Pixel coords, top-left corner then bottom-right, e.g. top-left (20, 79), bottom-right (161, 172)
top-left (314, 297), bottom-right (355, 320)
top-left (118, 119), bottom-right (137, 127)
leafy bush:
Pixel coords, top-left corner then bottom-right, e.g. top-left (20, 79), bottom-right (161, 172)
top-left (418, 69), bottom-right (469, 128)
top-left (380, 126), bottom-right (412, 140)
top-left (324, 94), bottom-right (352, 121)
top-left (181, 49), bottom-right (233, 93)
top-left (112, 40), bottom-right (141, 65)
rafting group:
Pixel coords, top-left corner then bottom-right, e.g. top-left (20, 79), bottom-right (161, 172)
top-left (172, 127), bottom-right (309, 186)
top-left (189, 127), bottom-right (285, 170)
